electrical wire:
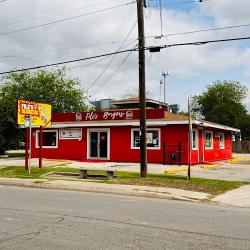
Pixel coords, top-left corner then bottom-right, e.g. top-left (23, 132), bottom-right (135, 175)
top-left (89, 47), bottom-right (135, 93)
top-left (159, 0), bottom-right (163, 37)
top-left (0, 0), bottom-right (104, 23)
top-left (150, 36), bottom-right (250, 49)
top-left (85, 21), bottom-right (138, 92)
top-left (0, 47), bottom-right (139, 75)
top-left (161, 0), bottom-right (214, 5)
top-left (0, 39), bottom-right (137, 58)
top-left (67, 56), bottom-right (112, 69)
top-left (2, 35), bottom-right (250, 75)
top-left (0, 0), bottom-right (126, 29)
top-left (147, 23), bottom-right (250, 39)
top-left (68, 39), bottom-right (137, 69)
top-left (1, 56), bottom-right (45, 65)
top-left (0, 1), bottom-right (136, 36)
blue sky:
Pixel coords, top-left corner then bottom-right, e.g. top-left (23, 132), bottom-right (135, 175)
top-left (144, 0), bottom-right (250, 112)
top-left (0, 0), bottom-right (249, 112)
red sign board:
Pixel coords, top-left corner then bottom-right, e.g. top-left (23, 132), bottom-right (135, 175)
top-left (52, 109), bottom-right (165, 122)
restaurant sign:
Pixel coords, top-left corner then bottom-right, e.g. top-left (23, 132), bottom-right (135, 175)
top-left (17, 100), bottom-right (52, 127)
top-left (52, 109), bottom-right (165, 122)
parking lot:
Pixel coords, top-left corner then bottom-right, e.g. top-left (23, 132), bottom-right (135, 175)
top-left (0, 153), bottom-right (250, 182)
top-left (176, 154), bottom-right (250, 182)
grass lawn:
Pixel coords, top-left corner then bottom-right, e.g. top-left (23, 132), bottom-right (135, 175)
top-left (0, 166), bottom-right (79, 179)
top-left (0, 166), bottom-right (247, 195)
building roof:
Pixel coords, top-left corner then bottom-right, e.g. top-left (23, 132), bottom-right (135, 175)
top-left (164, 112), bottom-right (188, 121)
top-left (111, 97), bottom-right (168, 107)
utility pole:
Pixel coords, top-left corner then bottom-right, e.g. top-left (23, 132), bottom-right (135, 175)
top-left (162, 70), bottom-right (169, 104)
top-left (137, 0), bottom-right (147, 177)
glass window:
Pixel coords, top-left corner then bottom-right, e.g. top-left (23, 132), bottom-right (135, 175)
top-left (37, 131), bottom-right (58, 148)
top-left (218, 133), bottom-right (225, 149)
top-left (192, 130), bottom-right (198, 150)
top-left (205, 131), bottom-right (213, 149)
top-left (132, 129), bottom-right (160, 149)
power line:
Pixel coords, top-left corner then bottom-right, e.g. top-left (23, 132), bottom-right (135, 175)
top-left (0, 1), bottom-right (136, 36)
top-left (68, 39), bottom-right (137, 69)
top-left (0, 39), bottom-right (137, 58)
top-left (150, 36), bottom-right (250, 50)
top-left (89, 47), bottom-right (135, 93)
top-left (161, 0), bottom-right (214, 5)
top-left (1, 55), bottom-right (45, 65)
top-left (0, 0), bottom-right (125, 29)
top-left (1, 35), bottom-right (250, 75)
top-left (159, 0), bottom-right (163, 37)
top-left (148, 0), bottom-right (214, 7)
top-left (67, 56), bottom-right (112, 69)
top-left (85, 21), bottom-right (138, 92)
top-left (0, 0), bottom-right (101, 23)
top-left (151, 23), bottom-right (250, 39)
top-left (0, 48), bottom-right (139, 75)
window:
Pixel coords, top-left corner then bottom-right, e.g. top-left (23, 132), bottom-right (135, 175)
top-left (205, 131), bottom-right (213, 149)
top-left (36, 130), bottom-right (58, 148)
top-left (192, 130), bottom-right (198, 150)
top-left (131, 128), bottom-right (160, 149)
top-left (218, 133), bottom-right (225, 149)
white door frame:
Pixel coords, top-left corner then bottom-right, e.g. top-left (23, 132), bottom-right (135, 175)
top-left (87, 128), bottom-right (110, 160)
top-left (198, 129), bottom-right (204, 163)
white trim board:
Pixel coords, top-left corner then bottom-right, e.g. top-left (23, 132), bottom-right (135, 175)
top-left (131, 128), bottom-right (161, 150)
top-left (48, 119), bottom-right (240, 132)
top-left (87, 128), bottom-right (110, 160)
top-left (35, 129), bottom-right (58, 149)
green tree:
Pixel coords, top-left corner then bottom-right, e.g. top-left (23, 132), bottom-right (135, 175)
top-left (192, 80), bottom-right (248, 128)
top-left (0, 68), bottom-right (91, 154)
top-left (239, 114), bottom-right (250, 140)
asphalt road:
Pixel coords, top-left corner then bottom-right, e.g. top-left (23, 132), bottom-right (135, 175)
top-left (0, 186), bottom-right (250, 250)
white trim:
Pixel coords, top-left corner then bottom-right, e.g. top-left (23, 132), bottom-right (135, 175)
top-left (87, 128), bottom-right (110, 160)
top-left (48, 119), bottom-right (240, 132)
top-left (205, 131), bottom-right (214, 150)
top-left (192, 129), bottom-right (199, 150)
top-left (59, 128), bottom-right (82, 140)
top-left (217, 132), bottom-right (225, 149)
top-left (35, 129), bottom-right (58, 149)
top-left (131, 128), bottom-right (161, 150)
top-left (192, 120), bottom-right (240, 132)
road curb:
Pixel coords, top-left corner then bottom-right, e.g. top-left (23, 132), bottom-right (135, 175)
top-left (0, 178), bottom-right (211, 202)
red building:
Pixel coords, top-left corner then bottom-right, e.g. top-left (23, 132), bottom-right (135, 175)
top-left (31, 105), bottom-right (239, 165)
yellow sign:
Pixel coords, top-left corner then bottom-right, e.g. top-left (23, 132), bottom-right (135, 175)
top-left (17, 100), bottom-right (52, 127)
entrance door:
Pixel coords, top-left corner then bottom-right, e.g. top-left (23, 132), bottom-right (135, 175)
top-left (88, 129), bottom-right (109, 160)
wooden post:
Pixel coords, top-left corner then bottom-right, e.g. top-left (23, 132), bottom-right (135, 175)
top-left (137, 0), bottom-right (147, 177)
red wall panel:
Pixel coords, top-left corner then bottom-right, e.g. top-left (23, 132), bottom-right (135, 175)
top-left (31, 125), bottom-right (233, 164)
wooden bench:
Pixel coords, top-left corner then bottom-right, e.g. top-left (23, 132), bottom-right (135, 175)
top-left (79, 167), bottom-right (116, 180)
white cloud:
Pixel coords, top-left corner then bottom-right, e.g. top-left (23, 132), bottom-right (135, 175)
top-left (0, 0), bottom-right (249, 112)
top-left (201, 0), bottom-right (250, 25)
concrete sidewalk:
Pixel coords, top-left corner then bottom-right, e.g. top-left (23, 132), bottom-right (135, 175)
top-left (212, 185), bottom-right (250, 208)
top-left (1, 177), bottom-right (250, 208)
top-left (0, 177), bottom-right (211, 202)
